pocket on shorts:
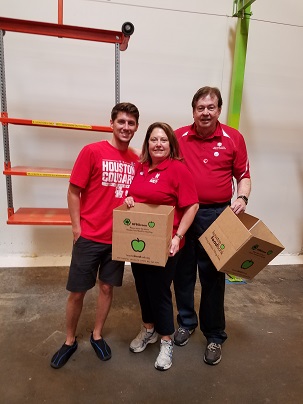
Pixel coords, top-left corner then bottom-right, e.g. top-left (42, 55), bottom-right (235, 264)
top-left (73, 235), bottom-right (84, 246)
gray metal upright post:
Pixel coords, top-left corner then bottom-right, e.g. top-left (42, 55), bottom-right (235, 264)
top-left (0, 30), bottom-right (13, 211)
top-left (115, 43), bottom-right (120, 104)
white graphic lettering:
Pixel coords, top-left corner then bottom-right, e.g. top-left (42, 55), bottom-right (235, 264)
top-left (102, 159), bottom-right (136, 198)
top-left (149, 173), bottom-right (161, 184)
top-left (213, 142), bottom-right (226, 150)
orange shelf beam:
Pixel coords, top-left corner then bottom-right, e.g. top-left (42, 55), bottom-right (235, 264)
top-left (0, 16), bottom-right (131, 51)
top-left (3, 166), bottom-right (71, 178)
top-left (0, 115), bottom-right (113, 133)
top-left (7, 207), bottom-right (71, 225)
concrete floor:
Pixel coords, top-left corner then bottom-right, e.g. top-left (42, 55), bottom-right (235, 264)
top-left (0, 264), bottom-right (302, 404)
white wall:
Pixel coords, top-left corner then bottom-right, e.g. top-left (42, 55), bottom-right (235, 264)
top-left (0, 0), bottom-right (302, 266)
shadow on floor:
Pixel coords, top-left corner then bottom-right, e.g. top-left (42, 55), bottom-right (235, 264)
top-left (0, 264), bottom-right (302, 404)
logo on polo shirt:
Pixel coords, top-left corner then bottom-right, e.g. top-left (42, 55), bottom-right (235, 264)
top-left (149, 173), bottom-right (160, 184)
top-left (213, 142), bottom-right (226, 150)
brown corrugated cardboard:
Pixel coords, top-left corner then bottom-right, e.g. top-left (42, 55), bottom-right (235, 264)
top-left (112, 203), bottom-right (174, 267)
top-left (199, 206), bottom-right (285, 279)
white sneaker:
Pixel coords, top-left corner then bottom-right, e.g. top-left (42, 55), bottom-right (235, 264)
top-left (130, 326), bottom-right (158, 353)
top-left (155, 339), bottom-right (173, 371)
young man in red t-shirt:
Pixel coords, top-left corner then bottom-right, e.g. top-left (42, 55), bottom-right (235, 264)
top-left (51, 102), bottom-right (140, 369)
top-left (173, 87), bottom-right (251, 366)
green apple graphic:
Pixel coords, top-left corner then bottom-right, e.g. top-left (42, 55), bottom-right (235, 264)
top-left (241, 260), bottom-right (254, 270)
top-left (267, 250), bottom-right (273, 255)
top-left (131, 238), bottom-right (145, 252)
top-left (220, 244), bottom-right (225, 250)
top-left (148, 221), bottom-right (155, 228)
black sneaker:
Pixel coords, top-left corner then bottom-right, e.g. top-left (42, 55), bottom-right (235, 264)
top-left (50, 339), bottom-right (78, 369)
top-left (90, 334), bottom-right (112, 361)
top-left (203, 342), bottom-right (222, 365)
top-left (173, 327), bottom-right (195, 346)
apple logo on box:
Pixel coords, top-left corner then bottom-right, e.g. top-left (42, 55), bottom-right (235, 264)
top-left (131, 238), bottom-right (145, 252)
top-left (241, 260), bottom-right (254, 270)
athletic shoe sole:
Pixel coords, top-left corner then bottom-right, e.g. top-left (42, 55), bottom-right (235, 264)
top-left (203, 355), bottom-right (222, 365)
top-left (154, 361), bottom-right (172, 371)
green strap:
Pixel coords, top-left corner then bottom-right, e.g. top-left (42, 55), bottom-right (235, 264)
top-left (227, 5), bottom-right (252, 129)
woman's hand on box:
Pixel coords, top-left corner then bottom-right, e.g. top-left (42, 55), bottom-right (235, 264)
top-left (125, 196), bottom-right (135, 208)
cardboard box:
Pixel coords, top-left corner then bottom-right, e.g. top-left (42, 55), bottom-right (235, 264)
top-left (112, 203), bottom-right (175, 267)
top-left (199, 206), bottom-right (284, 279)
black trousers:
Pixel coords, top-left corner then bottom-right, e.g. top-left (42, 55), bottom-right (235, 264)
top-left (132, 253), bottom-right (179, 336)
top-left (173, 204), bottom-right (229, 344)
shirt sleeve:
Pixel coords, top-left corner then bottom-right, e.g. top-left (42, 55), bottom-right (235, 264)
top-left (232, 132), bottom-right (250, 181)
top-left (70, 145), bottom-right (95, 189)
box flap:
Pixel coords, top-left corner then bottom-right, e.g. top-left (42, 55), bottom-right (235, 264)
top-left (115, 202), bottom-right (174, 215)
top-left (249, 221), bottom-right (285, 249)
top-left (214, 207), bottom-right (253, 251)
top-left (237, 211), bottom-right (260, 230)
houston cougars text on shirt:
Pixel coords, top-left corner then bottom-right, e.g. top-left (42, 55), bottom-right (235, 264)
top-left (102, 160), bottom-right (135, 197)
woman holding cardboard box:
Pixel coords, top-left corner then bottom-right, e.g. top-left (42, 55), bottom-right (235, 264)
top-left (124, 122), bottom-right (198, 371)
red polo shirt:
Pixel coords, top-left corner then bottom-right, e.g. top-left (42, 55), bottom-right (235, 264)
top-left (128, 158), bottom-right (198, 248)
top-left (175, 122), bottom-right (250, 204)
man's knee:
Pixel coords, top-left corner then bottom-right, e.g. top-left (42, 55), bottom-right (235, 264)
top-left (68, 291), bottom-right (86, 304)
top-left (98, 281), bottom-right (113, 296)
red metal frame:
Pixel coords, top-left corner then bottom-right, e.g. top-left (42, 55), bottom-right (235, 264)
top-left (0, 16), bottom-right (130, 51)
top-left (7, 207), bottom-right (71, 225)
top-left (3, 166), bottom-right (72, 177)
top-left (0, 114), bottom-right (113, 133)
top-left (0, 2), bottom-right (131, 225)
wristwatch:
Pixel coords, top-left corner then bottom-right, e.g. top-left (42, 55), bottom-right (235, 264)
top-left (237, 195), bottom-right (248, 205)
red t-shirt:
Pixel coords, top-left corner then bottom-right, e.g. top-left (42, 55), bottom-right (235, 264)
top-left (175, 122), bottom-right (250, 204)
top-left (128, 158), bottom-right (198, 248)
top-left (70, 140), bottom-right (139, 243)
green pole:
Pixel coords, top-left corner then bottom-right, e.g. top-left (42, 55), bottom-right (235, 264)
top-left (227, 6), bottom-right (252, 130)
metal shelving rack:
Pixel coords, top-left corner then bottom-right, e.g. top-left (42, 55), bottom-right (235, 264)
top-left (0, 8), bottom-right (134, 225)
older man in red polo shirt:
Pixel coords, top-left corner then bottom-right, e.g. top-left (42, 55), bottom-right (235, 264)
top-left (173, 86), bottom-right (251, 365)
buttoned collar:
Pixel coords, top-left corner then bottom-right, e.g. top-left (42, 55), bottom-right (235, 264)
top-left (142, 158), bottom-right (171, 174)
